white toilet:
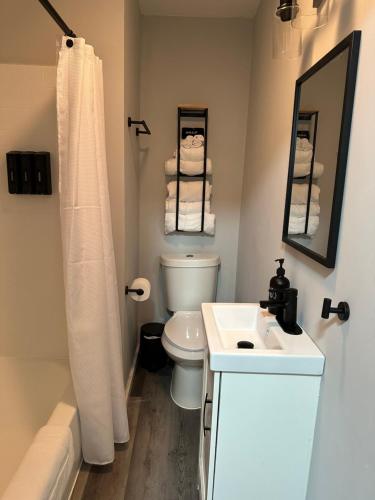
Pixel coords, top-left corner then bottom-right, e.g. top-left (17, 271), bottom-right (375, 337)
top-left (160, 253), bottom-right (220, 410)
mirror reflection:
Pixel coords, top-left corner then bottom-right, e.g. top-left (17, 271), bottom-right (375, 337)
top-left (286, 47), bottom-right (350, 259)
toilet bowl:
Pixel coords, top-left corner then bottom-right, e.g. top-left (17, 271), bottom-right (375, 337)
top-left (160, 252), bottom-right (220, 410)
top-left (162, 311), bottom-right (206, 410)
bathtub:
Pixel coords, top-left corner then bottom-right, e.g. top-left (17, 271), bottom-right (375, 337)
top-left (0, 357), bottom-right (81, 499)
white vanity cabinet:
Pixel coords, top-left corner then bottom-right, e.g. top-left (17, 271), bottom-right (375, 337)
top-left (198, 349), bottom-right (322, 500)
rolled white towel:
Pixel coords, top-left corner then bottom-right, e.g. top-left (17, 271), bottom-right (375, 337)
top-left (174, 145), bottom-right (205, 162)
top-left (288, 215), bottom-right (319, 236)
top-left (165, 212), bottom-right (215, 235)
top-left (296, 137), bottom-right (313, 151)
top-left (181, 135), bottom-right (194, 148)
top-left (294, 161), bottom-right (324, 179)
top-left (295, 148), bottom-right (313, 163)
top-left (290, 203), bottom-right (320, 217)
top-left (167, 180), bottom-right (211, 202)
top-left (165, 158), bottom-right (212, 176)
top-left (192, 134), bottom-right (204, 147)
top-left (291, 183), bottom-right (320, 204)
top-left (166, 199), bottom-right (210, 214)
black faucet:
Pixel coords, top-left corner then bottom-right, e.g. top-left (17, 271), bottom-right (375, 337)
top-left (260, 259), bottom-right (302, 335)
top-left (260, 288), bottom-right (302, 335)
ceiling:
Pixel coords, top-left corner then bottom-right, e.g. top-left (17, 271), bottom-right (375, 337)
top-left (138, 0), bottom-right (261, 19)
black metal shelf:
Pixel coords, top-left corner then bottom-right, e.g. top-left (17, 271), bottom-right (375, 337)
top-left (298, 111), bottom-right (317, 121)
top-left (296, 110), bottom-right (319, 235)
top-left (175, 106), bottom-right (209, 233)
top-left (178, 173), bottom-right (211, 178)
top-left (179, 108), bottom-right (207, 118)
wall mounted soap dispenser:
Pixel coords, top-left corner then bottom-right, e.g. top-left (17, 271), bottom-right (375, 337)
top-left (6, 151), bottom-right (52, 195)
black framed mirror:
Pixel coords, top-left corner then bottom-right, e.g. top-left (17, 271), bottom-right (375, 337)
top-left (282, 31), bottom-right (361, 268)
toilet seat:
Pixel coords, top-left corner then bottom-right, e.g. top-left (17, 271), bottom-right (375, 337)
top-left (162, 311), bottom-right (206, 410)
top-left (164, 311), bottom-right (206, 353)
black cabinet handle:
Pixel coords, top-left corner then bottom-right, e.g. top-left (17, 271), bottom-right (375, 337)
top-left (203, 393), bottom-right (212, 436)
top-left (321, 298), bottom-right (350, 321)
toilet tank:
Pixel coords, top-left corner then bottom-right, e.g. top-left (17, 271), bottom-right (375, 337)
top-left (161, 253), bottom-right (220, 312)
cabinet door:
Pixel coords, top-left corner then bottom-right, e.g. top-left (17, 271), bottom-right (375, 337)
top-left (199, 350), bottom-right (220, 500)
top-left (213, 372), bottom-right (321, 500)
top-left (202, 358), bottom-right (214, 482)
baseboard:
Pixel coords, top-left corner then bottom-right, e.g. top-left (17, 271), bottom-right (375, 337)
top-left (198, 454), bottom-right (206, 500)
top-left (125, 340), bottom-right (139, 402)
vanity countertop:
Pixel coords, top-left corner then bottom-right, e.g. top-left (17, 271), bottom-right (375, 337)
top-left (202, 303), bottom-right (325, 375)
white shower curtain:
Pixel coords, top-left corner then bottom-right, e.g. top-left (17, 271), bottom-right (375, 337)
top-left (56, 37), bottom-right (129, 464)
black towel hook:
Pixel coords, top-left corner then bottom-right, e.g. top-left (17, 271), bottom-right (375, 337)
top-left (128, 117), bottom-right (151, 136)
top-left (321, 298), bottom-right (350, 321)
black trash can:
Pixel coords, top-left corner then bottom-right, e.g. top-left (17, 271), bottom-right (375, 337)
top-left (139, 322), bottom-right (167, 372)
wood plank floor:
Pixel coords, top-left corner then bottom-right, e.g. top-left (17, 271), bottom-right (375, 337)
top-left (72, 364), bottom-right (200, 500)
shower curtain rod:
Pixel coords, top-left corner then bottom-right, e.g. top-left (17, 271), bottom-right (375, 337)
top-left (38, 0), bottom-right (77, 38)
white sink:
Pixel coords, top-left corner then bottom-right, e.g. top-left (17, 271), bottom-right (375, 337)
top-left (201, 303), bottom-right (325, 375)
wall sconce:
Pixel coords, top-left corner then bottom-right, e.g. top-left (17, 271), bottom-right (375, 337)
top-left (291, 0), bottom-right (330, 30)
top-left (273, 1), bottom-right (302, 59)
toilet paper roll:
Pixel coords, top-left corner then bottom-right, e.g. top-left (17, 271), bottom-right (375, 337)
top-left (129, 278), bottom-right (151, 302)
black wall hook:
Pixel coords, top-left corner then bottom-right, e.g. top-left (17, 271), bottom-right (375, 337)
top-left (321, 298), bottom-right (350, 321)
top-left (128, 117), bottom-right (151, 136)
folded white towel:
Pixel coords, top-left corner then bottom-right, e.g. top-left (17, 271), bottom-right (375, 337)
top-left (296, 137), bottom-right (313, 151)
top-left (181, 135), bottom-right (193, 148)
top-left (192, 134), bottom-right (204, 147)
top-left (2, 425), bottom-right (74, 500)
top-left (166, 199), bottom-right (210, 214)
top-left (165, 158), bottom-right (212, 176)
top-left (288, 215), bottom-right (319, 236)
top-left (291, 183), bottom-right (320, 204)
top-left (294, 161), bottom-right (324, 179)
top-left (295, 148), bottom-right (313, 163)
top-left (180, 135), bottom-right (205, 149)
top-left (174, 145), bottom-right (205, 162)
top-left (167, 180), bottom-right (211, 202)
top-left (165, 212), bottom-right (215, 235)
top-left (290, 203), bottom-right (320, 217)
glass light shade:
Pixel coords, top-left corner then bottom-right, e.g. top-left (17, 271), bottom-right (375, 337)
top-left (276, 1), bottom-right (299, 22)
top-left (292, 0), bottom-right (330, 30)
top-left (272, 15), bottom-right (302, 59)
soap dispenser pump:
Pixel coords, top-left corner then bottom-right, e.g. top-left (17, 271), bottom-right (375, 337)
top-left (268, 258), bottom-right (290, 319)
top-left (260, 258), bottom-right (302, 335)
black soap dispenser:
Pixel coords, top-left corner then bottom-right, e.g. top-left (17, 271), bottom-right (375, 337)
top-left (268, 259), bottom-right (290, 321)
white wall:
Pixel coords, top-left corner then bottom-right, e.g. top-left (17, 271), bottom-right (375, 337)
top-left (124, 0), bottom-right (141, 378)
top-left (139, 16), bottom-right (252, 323)
top-left (0, 64), bottom-right (67, 358)
top-left (236, 1), bottom-right (375, 498)
top-left (0, 0), bottom-right (140, 382)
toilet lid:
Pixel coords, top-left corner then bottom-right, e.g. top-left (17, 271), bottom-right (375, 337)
top-left (164, 311), bottom-right (207, 352)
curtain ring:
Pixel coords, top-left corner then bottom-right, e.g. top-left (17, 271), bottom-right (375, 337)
top-left (66, 38), bottom-right (74, 48)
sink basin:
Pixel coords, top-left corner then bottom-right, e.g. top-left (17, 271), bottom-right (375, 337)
top-left (201, 303), bottom-right (325, 375)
